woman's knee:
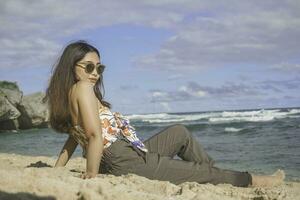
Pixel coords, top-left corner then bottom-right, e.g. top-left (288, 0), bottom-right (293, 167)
top-left (169, 124), bottom-right (191, 138)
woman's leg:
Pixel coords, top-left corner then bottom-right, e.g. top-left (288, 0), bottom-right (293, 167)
top-left (140, 124), bottom-right (252, 187)
top-left (145, 156), bottom-right (252, 187)
top-left (143, 124), bottom-right (214, 166)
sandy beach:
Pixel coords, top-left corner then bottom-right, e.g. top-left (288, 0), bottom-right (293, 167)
top-left (0, 153), bottom-right (299, 200)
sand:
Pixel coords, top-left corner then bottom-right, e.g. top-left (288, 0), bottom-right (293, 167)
top-left (0, 153), bottom-right (299, 200)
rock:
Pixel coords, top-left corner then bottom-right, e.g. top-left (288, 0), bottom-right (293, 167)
top-left (18, 92), bottom-right (49, 129)
top-left (0, 81), bottom-right (22, 106)
top-left (0, 90), bottom-right (21, 121)
top-left (0, 81), bottom-right (49, 131)
top-left (0, 81), bottom-right (23, 130)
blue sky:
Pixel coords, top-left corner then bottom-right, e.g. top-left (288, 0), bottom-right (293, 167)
top-left (0, 0), bottom-right (299, 114)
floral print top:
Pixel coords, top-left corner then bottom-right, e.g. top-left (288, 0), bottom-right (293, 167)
top-left (71, 106), bottom-right (148, 157)
top-left (99, 106), bottom-right (148, 152)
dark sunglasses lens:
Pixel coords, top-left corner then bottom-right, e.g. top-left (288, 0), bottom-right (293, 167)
top-left (85, 64), bottom-right (95, 73)
top-left (97, 65), bottom-right (105, 74)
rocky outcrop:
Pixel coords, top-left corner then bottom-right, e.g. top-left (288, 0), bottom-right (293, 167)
top-left (18, 92), bottom-right (49, 129)
top-left (0, 81), bottom-right (23, 130)
top-left (0, 81), bottom-right (49, 131)
top-left (0, 89), bottom-right (21, 121)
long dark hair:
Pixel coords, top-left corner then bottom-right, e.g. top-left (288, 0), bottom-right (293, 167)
top-left (43, 40), bottom-right (111, 133)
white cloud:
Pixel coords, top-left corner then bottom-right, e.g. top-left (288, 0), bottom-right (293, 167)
top-left (271, 62), bottom-right (300, 72)
top-left (195, 90), bottom-right (206, 97)
top-left (167, 74), bottom-right (184, 80)
top-left (160, 102), bottom-right (171, 112)
top-left (1, 0), bottom-right (300, 73)
top-left (148, 76), bottom-right (300, 105)
top-left (178, 85), bottom-right (206, 97)
top-left (0, 37), bottom-right (60, 69)
top-left (152, 91), bottom-right (167, 98)
top-left (135, 1), bottom-right (300, 71)
top-left (0, 0), bottom-right (188, 70)
top-left (179, 86), bottom-right (187, 92)
top-left (150, 81), bottom-right (264, 103)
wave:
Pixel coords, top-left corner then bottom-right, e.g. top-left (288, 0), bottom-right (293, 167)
top-left (126, 108), bottom-right (300, 124)
top-left (209, 108), bottom-right (300, 123)
top-left (224, 127), bottom-right (243, 132)
top-left (289, 109), bottom-right (300, 114)
top-left (126, 112), bottom-right (219, 123)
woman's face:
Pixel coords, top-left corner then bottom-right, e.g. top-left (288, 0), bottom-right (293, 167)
top-left (74, 52), bottom-right (101, 84)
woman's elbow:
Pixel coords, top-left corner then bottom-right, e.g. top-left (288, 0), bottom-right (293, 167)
top-left (86, 132), bottom-right (104, 150)
top-left (86, 131), bottom-right (102, 141)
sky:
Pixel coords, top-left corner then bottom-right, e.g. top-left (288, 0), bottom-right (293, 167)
top-left (0, 0), bottom-right (299, 115)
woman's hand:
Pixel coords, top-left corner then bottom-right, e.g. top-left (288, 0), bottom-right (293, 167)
top-left (80, 172), bottom-right (97, 179)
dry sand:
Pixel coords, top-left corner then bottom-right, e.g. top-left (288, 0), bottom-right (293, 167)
top-left (0, 153), bottom-right (299, 200)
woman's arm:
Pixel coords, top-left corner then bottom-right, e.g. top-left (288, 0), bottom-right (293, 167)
top-left (54, 135), bottom-right (78, 167)
top-left (76, 81), bottom-right (103, 178)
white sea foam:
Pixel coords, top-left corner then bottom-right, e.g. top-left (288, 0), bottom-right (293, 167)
top-left (289, 109), bottom-right (300, 115)
top-left (126, 112), bottom-right (219, 123)
top-left (224, 127), bottom-right (243, 132)
top-left (125, 108), bottom-right (300, 124)
top-left (209, 108), bottom-right (300, 123)
top-left (127, 113), bottom-right (169, 120)
top-left (288, 115), bottom-right (300, 119)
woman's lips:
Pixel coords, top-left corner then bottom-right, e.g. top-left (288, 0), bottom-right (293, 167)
top-left (89, 78), bottom-right (97, 83)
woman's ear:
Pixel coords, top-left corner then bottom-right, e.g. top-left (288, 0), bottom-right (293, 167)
top-left (73, 68), bottom-right (80, 81)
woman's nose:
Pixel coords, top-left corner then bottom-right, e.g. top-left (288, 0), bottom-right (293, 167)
top-left (91, 69), bottom-right (98, 76)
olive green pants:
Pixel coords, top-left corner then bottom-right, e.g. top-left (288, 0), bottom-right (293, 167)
top-left (99, 124), bottom-right (252, 187)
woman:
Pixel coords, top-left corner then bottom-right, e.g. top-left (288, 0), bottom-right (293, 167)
top-left (44, 40), bottom-right (285, 187)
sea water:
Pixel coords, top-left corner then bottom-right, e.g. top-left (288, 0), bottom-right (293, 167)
top-left (0, 107), bottom-right (299, 181)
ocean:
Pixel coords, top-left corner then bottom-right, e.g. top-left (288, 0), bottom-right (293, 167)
top-left (1, 107), bottom-right (299, 181)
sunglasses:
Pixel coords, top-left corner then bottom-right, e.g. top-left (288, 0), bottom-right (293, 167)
top-left (76, 62), bottom-right (105, 75)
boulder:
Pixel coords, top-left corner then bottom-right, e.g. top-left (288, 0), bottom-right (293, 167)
top-left (0, 81), bottom-right (49, 131)
top-left (0, 81), bottom-right (23, 130)
top-left (0, 81), bottom-right (22, 105)
top-left (0, 90), bottom-right (21, 121)
top-left (18, 92), bottom-right (49, 129)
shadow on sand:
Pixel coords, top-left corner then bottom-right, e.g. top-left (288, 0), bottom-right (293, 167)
top-left (0, 190), bottom-right (56, 200)
top-left (26, 161), bottom-right (52, 168)
top-left (26, 160), bottom-right (84, 176)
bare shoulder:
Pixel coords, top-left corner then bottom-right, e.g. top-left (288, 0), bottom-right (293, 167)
top-left (71, 81), bottom-right (95, 96)
top-left (69, 81), bottom-right (97, 106)
top-left (75, 80), bottom-right (94, 90)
